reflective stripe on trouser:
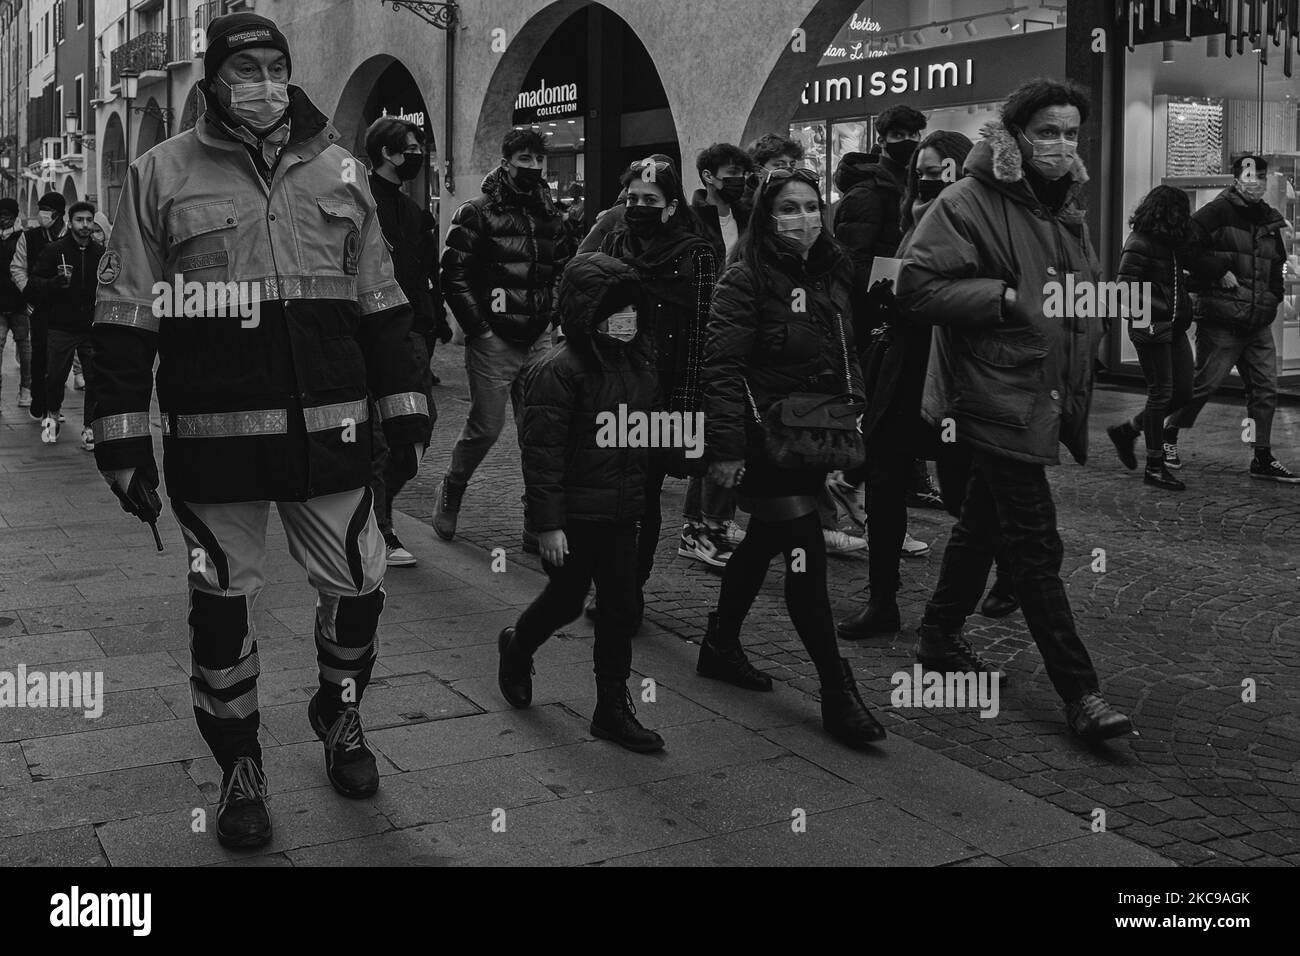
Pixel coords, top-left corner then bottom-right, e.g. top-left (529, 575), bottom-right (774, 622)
top-left (174, 488), bottom-right (387, 773)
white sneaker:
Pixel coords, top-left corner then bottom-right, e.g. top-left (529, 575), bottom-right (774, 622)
top-left (57, 412), bottom-right (66, 423)
top-left (73, 372), bottom-right (86, 391)
top-left (383, 532), bottom-right (417, 567)
top-left (17, 387), bottom-right (31, 407)
top-left (826, 472), bottom-right (867, 531)
top-left (901, 532), bottom-right (931, 558)
top-left (40, 416), bottom-right (59, 443)
top-left (824, 528), bottom-right (867, 555)
top-left (79, 427), bottom-right (95, 451)
top-left (721, 520), bottom-right (746, 546)
top-left (679, 524), bottom-right (733, 567)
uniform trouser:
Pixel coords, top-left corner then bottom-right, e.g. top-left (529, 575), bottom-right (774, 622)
top-left (173, 488), bottom-right (386, 774)
top-left (446, 331), bottom-right (549, 487)
top-left (0, 311), bottom-right (32, 393)
top-left (923, 451), bottom-right (1099, 703)
top-left (1165, 323), bottom-right (1277, 448)
top-left (514, 519), bottom-right (638, 682)
top-left (44, 329), bottom-right (95, 427)
top-left (28, 314), bottom-right (48, 419)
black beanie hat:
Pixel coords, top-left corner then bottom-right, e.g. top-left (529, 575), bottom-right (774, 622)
top-left (0, 197), bottom-right (18, 216)
top-left (203, 13), bottom-right (292, 88)
top-left (38, 192), bottom-right (66, 214)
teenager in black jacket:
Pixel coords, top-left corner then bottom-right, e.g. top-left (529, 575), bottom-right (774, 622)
top-left (1106, 185), bottom-right (1196, 491)
top-left (700, 167), bottom-right (886, 750)
top-left (497, 252), bottom-right (664, 754)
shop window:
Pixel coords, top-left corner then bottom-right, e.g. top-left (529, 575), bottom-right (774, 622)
top-left (788, 123), bottom-right (827, 197)
top-left (1165, 97), bottom-right (1224, 176)
top-left (829, 119), bottom-right (873, 204)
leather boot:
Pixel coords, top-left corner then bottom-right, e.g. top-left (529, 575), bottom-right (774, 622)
top-left (216, 756), bottom-right (272, 849)
top-left (497, 627), bottom-right (535, 709)
top-left (979, 579), bottom-right (1020, 619)
top-left (915, 624), bottom-right (1007, 688)
top-left (837, 595), bottom-right (901, 640)
top-left (697, 611), bottom-right (773, 691)
top-left (1065, 693), bottom-right (1133, 741)
top-left (819, 658), bottom-right (886, 747)
top-left (590, 679), bottom-right (664, 753)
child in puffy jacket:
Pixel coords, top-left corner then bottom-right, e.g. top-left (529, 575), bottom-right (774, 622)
top-left (496, 251), bottom-right (665, 754)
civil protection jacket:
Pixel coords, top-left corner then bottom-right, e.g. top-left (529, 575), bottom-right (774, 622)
top-left (897, 123), bottom-right (1102, 467)
top-left (440, 166), bottom-right (569, 345)
top-left (1187, 186), bottom-right (1287, 335)
top-left (91, 87), bottom-right (430, 504)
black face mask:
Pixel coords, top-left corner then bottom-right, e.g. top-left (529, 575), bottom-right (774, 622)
top-left (393, 153), bottom-right (422, 181)
top-left (716, 176), bottom-right (746, 205)
top-left (624, 204), bottom-right (666, 238)
top-left (916, 179), bottom-right (947, 202)
top-left (510, 166), bottom-right (543, 191)
top-left (885, 139), bottom-right (919, 166)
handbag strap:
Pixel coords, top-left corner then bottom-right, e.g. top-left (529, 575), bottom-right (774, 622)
top-left (834, 311), bottom-right (851, 393)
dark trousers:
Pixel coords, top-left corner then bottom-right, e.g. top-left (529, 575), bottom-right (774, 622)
top-left (715, 509), bottom-right (840, 678)
top-left (923, 451), bottom-right (1099, 702)
top-left (44, 328), bottom-right (95, 427)
top-left (1166, 323), bottom-right (1277, 448)
top-left (28, 314), bottom-right (48, 418)
top-left (863, 422), bottom-right (911, 598)
top-left (514, 519), bottom-right (637, 682)
top-left (635, 464), bottom-right (669, 587)
top-left (1132, 332), bottom-right (1194, 459)
top-left (934, 441), bottom-right (1013, 591)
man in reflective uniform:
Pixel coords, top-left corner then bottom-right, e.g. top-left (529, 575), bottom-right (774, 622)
top-left (91, 13), bottom-right (430, 850)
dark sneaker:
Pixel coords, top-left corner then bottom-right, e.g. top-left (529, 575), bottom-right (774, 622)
top-left (1065, 693), bottom-right (1133, 741)
top-left (1250, 457), bottom-right (1300, 484)
top-left (216, 756), bottom-right (271, 849)
top-left (432, 476), bottom-right (465, 540)
top-left (1144, 462), bottom-right (1186, 491)
top-left (307, 697), bottom-right (379, 798)
top-left (906, 474), bottom-right (945, 510)
top-left (837, 598), bottom-right (902, 640)
top-left (681, 525), bottom-right (733, 567)
top-left (675, 524), bottom-right (699, 558)
top-left (591, 681), bottom-right (664, 753)
top-left (497, 626), bottom-right (534, 709)
top-left (1106, 422), bottom-right (1139, 471)
top-left (383, 531), bottom-right (417, 567)
top-left (1162, 442), bottom-right (1182, 470)
top-left (979, 587), bottom-right (1020, 619)
top-left (914, 624), bottom-right (1007, 688)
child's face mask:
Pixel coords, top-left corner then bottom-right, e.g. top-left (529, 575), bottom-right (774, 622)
top-left (602, 307), bottom-right (638, 343)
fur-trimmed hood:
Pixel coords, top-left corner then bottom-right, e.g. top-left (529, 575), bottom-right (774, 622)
top-left (965, 122), bottom-right (1090, 223)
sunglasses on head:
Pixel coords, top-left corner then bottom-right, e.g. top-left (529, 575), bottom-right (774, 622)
top-left (760, 167), bottom-right (821, 188)
top-left (629, 157), bottom-right (674, 180)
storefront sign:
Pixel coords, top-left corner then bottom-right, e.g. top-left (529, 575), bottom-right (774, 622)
top-left (513, 78), bottom-right (583, 122)
top-left (379, 107), bottom-right (427, 128)
top-left (795, 30), bottom-right (1065, 119)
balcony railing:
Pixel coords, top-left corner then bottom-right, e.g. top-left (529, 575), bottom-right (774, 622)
top-left (168, 17), bottom-right (192, 63)
top-left (195, 1), bottom-right (221, 34)
top-left (110, 32), bottom-right (170, 87)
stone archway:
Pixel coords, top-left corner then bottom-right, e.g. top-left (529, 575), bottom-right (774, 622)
top-left (101, 113), bottom-right (127, 221)
top-left (61, 176), bottom-right (78, 206)
top-left (179, 83), bottom-right (205, 133)
top-left (136, 98), bottom-right (168, 157)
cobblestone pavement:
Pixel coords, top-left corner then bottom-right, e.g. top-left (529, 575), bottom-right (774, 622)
top-left (403, 342), bottom-right (1300, 867)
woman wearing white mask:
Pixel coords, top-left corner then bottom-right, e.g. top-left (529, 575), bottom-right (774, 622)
top-left (897, 79), bottom-right (1133, 742)
top-left (699, 166), bottom-right (886, 750)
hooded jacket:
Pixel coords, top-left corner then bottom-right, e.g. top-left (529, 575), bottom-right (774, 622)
top-left (1186, 186), bottom-right (1287, 334)
top-left (897, 122), bottom-right (1101, 467)
top-left (440, 165), bottom-right (569, 344)
top-left (9, 219), bottom-right (68, 314)
top-left (91, 86), bottom-right (429, 504)
top-left (28, 234), bottom-right (105, 333)
top-left (1115, 230), bottom-right (1192, 345)
top-left (521, 253), bottom-right (659, 531)
top-left (832, 151), bottom-right (908, 282)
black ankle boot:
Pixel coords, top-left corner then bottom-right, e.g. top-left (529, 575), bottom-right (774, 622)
top-left (697, 612), bottom-right (773, 691)
top-left (979, 581), bottom-right (1020, 619)
top-left (819, 658), bottom-right (886, 747)
top-left (216, 756), bottom-right (272, 849)
top-left (497, 627), bottom-right (534, 709)
top-left (590, 679), bottom-right (664, 753)
top-left (915, 624), bottom-right (1007, 687)
top-left (836, 596), bottom-right (901, 640)
top-left (1106, 421), bottom-right (1140, 470)
top-left (1144, 461), bottom-right (1186, 491)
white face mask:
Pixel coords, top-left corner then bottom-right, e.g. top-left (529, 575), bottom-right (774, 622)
top-left (603, 307), bottom-right (638, 343)
top-left (772, 211), bottom-right (822, 252)
top-left (219, 77), bottom-right (290, 130)
top-left (1020, 131), bottom-right (1078, 181)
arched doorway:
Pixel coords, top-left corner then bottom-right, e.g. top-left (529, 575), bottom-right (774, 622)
top-left (136, 98), bottom-right (168, 158)
top-left (61, 176), bottom-right (78, 207)
top-left (335, 56), bottom-right (437, 215)
top-left (475, 2), bottom-right (683, 229)
top-left (101, 113), bottom-right (127, 221)
top-left (179, 83), bottom-right (205, 133)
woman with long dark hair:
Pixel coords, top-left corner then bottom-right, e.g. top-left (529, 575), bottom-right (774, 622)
top-left (596, 155), bottom-right (720, 624)
top-left (699, 166), bottom-right (885, 750)
top-left (1105, 185), bottom-right (1195, 490)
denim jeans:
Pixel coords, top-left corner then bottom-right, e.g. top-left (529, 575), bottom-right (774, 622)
top-left (683, 474), bottom-right (736, 526)
top-left (45, 329), bottom-right (96, 428)
top-left (1132, 331), bottom-right (1194, 460)
top-left (923, 450), bottom-right (1100, 703)
top-left (447, 331), bottom-right (549, 486)
top-left (514, 519), bottom-right (638, 682)
top-left (1165, 323), bottom-right (1277, 448)
top-left (0, 311), bottom-right (32, 394)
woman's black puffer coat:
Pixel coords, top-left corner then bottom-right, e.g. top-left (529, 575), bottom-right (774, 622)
top-left (703, 235), bottom-right (865, 488)
top-left (1115, 230), bottom-right (1192, 345)
top-left (521, 253), bottom-right (661, 532)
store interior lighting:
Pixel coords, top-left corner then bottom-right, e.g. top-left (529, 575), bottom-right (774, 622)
top-left (964, 21), bottom-right (978, 37)
top-left (911, 29), bottom-right (927, 45)
top-left (1006, 15), bottom-right (1022, 30)
top-left (1162, 40), bottom-right (1176, 62)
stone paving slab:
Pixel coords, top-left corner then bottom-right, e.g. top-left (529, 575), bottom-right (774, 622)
top-left (0, 825), bottom-right (109, 867)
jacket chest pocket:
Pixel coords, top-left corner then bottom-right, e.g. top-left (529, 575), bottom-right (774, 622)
top-left (313, 197), bottom-right (364, 275)
top-left (166, 200), bottom-right (238, 279)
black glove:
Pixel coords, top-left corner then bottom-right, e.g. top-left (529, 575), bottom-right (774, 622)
top-left (390, 443), bottom-right (421, 483)
top-left (110, 470), bottom-right (163, 524)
